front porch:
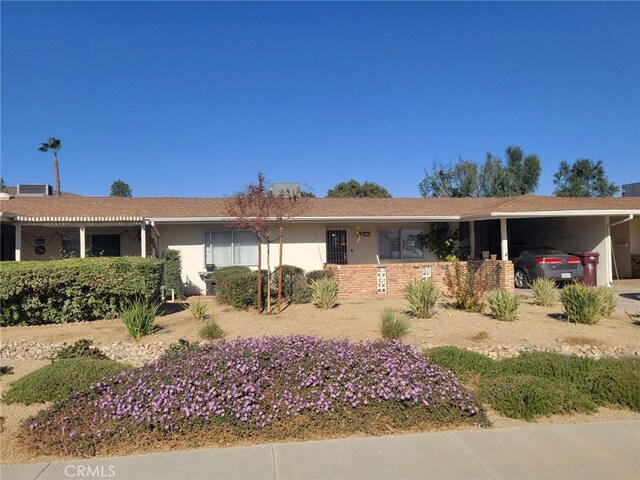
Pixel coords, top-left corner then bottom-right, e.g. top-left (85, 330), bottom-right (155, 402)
top-left (2, 220), bottom-right (157, 261)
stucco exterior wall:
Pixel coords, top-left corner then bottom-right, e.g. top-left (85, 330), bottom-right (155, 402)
top-left (325, 222), bottom-right (451, 265)
top-left (610, 217), bottom-right (631, 278)
top-left (158, 222), bottom-right (327, 294)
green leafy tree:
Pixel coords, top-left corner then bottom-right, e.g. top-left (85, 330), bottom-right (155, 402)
top-left (110, 180), bottom-right (133, 197)
top-left (0, 177), bottom-right (6, 192)
top-left (38, 137), bottom-right (62, 196)
top-left (553, 159), bottom-right (619, 197)
top-left (419, 146), bottom-right (541, 198)
top-left (327, 179), bottom-right (392, 198)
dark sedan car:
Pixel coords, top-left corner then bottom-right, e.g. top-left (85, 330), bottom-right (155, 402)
top-left (511, 247), bottom-right (583, 288)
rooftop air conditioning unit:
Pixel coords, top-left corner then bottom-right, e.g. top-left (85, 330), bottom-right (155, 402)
top-left (16, 184), bottom-right (53, 196)
top-left (271, 182), bottom-right (301, 196)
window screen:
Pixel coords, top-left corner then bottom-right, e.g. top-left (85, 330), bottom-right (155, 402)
top-left (204, 230), bottom-right (257, 267)
top-left (90, 234), bottom-right (121, 257)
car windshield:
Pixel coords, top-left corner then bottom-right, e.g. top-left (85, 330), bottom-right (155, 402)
top-left (527, 248), bottom-right (566, 256)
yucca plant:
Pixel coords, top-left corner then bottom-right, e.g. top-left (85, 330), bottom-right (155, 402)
top-left (485, 290), bottom-right (519, 322)
top-left (596, 287), bottom-right (618, 317)
top-left (188, 300), bottom-right (209, 321)
top-left (530, 278), bottom-right (558, 307)
top-left (310, 277), bottom-right (339, 309)
top-left (380, 309), bottom-right (408, 339)
top-left (560, 283), bottom-right (604, 325)
top-left (121, 298), bottom-right (159, 339)
top-left (404, 279), bottom-right (439, 318)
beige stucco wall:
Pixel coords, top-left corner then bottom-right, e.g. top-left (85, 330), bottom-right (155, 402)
top-left (158, 222), bottom-right (328, 294)
top-left (629, 217), bottom-right (640, 254)
top-left (610, 217), bottom-right (631, 278)
top-left (326, 222), bottom-right (450, 265)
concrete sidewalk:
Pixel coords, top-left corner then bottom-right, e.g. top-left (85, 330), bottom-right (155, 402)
top-left (2, 420), bottom-right (639, 480)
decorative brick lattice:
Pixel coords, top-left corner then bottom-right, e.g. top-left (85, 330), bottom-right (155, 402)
top-left (422, 266), bottom-right (432, 280)
top-left (376, 267), bottom-right (387, 294)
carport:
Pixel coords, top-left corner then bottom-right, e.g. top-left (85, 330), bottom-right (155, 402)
top-left (467, 209), bottom-right (640, 286)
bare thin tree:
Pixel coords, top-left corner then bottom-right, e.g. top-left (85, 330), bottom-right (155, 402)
top-left (225, 173), bottom-right (304, 313)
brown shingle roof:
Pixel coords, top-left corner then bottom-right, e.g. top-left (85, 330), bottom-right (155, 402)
top-left (1, 195), bottom-right (639, 221)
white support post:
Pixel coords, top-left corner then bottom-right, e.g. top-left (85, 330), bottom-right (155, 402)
top-left (14, 224), bottom-right (21, 261)
top-left (140, 222), bottom-right (147, 258)
top-left (500, 218), bottom-right (508, 260)
top-left (469, 221), bottom-right (476, 259)
top-left (605, 216), bottom-right (612, 285)
top-left (80, 226), bottom-right (86, 258)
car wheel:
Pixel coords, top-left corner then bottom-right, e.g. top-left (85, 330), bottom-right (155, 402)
top-left (514, 269), bottom-right (529, 288)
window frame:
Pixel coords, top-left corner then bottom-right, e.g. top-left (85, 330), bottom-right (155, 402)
top-left (203, 229), bottom-right (258, 268)
top-left (377, 227), bottom-right (425, 261)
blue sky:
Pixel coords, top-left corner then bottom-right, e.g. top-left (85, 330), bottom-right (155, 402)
top-left (2, 1), bottom-right (639, 197)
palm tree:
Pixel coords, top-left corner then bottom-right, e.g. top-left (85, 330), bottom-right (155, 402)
top-left (38, 138), bottom-right (62, 196)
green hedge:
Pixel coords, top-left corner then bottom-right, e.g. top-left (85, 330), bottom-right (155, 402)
top-left (0, 257), bottom-right (164, 326)
top-left (161, 249), bottom-right (184, 299)
top-left (217, 271), bottom-right (263, 308)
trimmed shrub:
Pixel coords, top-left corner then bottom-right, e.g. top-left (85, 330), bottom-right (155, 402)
top-left (0, 257), bottom-right (163, 326)
top-left (161, 249), bottom-right (184, 299)
top-left (272, 265), bottom-right (310, 304)
top-left (56, 339), bottom-right (108, 361)
top-left (188, 300), bottom-right (209, 321)
top-left (404, 279), bottom-right (439, 318)
top-left (2, 358), bottom-right (128, 405)
top-left (216, 271), bottom-right (264, 309)
top-left (380, 309), bottom-right (408, 339)
top-left (306, 269), bottom-right (334, 283)
top-left (310, 277), bottom-right (338, 309)
top-left (199, 318), bottom-right (225, 340)
top-left (530, 278), bottom-right (558, 307)
top-left (121, 298), bottom-right (159, 339)
top-left (211, 266), bottom-right (252, 300)
top-left (485, 290), bottom-right (519, 322)
top-left (444, 260), bottom-right (486, 312)
top-left (596, 287), bottom-right (618, 317)
top-left (480, 374), bottom-right (597, 421)
top-left (560, 283), bottom-right (604, 324)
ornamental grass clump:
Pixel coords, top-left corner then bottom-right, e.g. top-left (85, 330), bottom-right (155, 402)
top-left (380, 309), bottom-right (408, 339)
top-left (404, 280), bottom-right (439, 318)
top-left (310, 277), bottom-right (338, 309)
top-left (188, 300), bottom-right (209, 321)
top-left (485, 290), bottom-right (519, 322)
top-left (596, 287), bottom-right (618, 317)
top-left (121, 298), bottom-right (159, 339)
top-left (559, 283), bottom-right (604, 324)
top-left (530, 278), bottom-right (557, 307)
top-left (24, 336), bottom-right (482, 456)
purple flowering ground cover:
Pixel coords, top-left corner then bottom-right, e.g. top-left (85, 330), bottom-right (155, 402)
top-left (23, 336), bottom-right (486, 457)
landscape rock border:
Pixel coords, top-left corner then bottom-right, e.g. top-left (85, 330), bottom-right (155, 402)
top-left (1, 340), bottom-right (639, 365)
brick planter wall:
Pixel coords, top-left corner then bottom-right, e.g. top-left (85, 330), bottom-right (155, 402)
top-left (326, 261), bottom-right (514, 299)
